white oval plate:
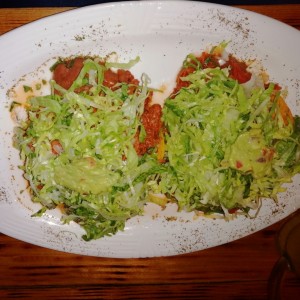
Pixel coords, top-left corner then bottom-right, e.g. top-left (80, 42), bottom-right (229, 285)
top-left (0, 1), bottom-right (300, 258)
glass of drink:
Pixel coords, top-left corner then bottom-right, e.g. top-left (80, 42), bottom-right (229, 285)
top-left (268, 209), bottom-right (300, 300)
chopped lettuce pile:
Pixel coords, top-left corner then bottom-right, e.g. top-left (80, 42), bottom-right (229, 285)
top-left (13, 57), bottom-right (165, 240)
top-left (12, 45), bottom-right (300, 240)
top-left (159, 66), bottom-right (300, 216)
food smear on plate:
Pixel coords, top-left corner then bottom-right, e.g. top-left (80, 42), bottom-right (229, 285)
top-left (11, 43), bottom-right (300, 240)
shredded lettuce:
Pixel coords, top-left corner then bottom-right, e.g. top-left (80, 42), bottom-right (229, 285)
top-left (13, 46), bottom-right (300, 240)
top-left (14, 56), bottom-right (163, 240)
top-left (159, 64), bottom-right (300, 215)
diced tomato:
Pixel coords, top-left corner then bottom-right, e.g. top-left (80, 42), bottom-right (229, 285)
top-left (197, 52), bottom-right (220, 69)
top-left (262, 147), bottom-right (275, 161)
top-left (228, 207), bottom-right (239, 214)
top-left (227, 55), bottom-right (251, 84)
top-left (236, 160), bottom-right (243, 169)
top-left (74, 85), bottom-right (92, 94)
top-left (27, 141), bottom-right (35, 152)
top-left (103, 69), bottom-right (119, 89)
top-left (103, 69), bottom-right (139, 94)
top-left (37, 184), bottom-right (44, 190)
top-left (53, 57), bottom-right (84, 90)
top-left (51, 139), bottom-right (63, 155)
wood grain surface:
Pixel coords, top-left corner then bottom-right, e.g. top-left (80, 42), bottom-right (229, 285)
top-left (1, 4), bottom-right (300, 300)
top-left (0, 4), bottom-right (300, 35)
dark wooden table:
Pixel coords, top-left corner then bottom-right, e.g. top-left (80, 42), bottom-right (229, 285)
top-left (1, 4), bottom-right (300, 300)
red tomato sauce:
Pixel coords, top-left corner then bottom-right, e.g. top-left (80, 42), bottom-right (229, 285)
top-left (226, 55), bottom-right (252, 84)
top-left (53, 57), bottom-right (84, 90)
top-left (197, 51), bottom-right (220, 69)
top-left (52, 58), bottom-right (139, 94)
top-left (172, 66), bottom-right (196, 96)
top-left (172, 51), bottom-right (252, 95)
top-left (103, 69), bottom-right (139, 94)
top-left (52, 57), bottom-right (161, 157)
top-left (134, 95), bottom-right (163, 156)
top-left (172, 52), bottom-right (222, 95)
